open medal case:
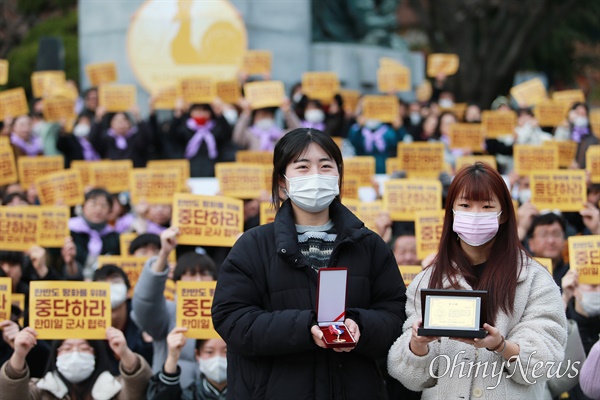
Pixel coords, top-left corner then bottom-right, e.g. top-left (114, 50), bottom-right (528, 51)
top-left (316, 267), bottom-right (356, 348)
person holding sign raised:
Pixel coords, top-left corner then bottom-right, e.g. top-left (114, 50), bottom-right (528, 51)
top-left (56, 114), bottom-right (100, 168)
top-left (388, 162), bottom-right (567, 399)
top-left (0, 326), bottom-right (152, 400)
top-left (212, 128), bottom-right (407, 399)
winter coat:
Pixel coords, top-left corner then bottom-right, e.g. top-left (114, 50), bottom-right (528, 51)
top-left (211, 199), bottom-right (407, 400)
top-left (387, 257), bottom-right (568, 400)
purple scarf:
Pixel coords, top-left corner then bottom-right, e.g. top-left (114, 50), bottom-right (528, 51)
top-left (10, 133), bottom-right (42, 156)
top-left (572, 126), bottom-right (590, 143)
top-left (146, 220), bottom-right (168, 235)
top-left (362, 126), bottom-right (388, 153)
top-left (107, 127), bottom-right (138, 150)
top-left (115, 213), bottom-right (135, 234)
top-left (77, 137), bottom-right (100, 161)
top-left (185, 119), bottom-right (217, 159)
top-left (302, 120), bottom-right (325, 131)
top-left (249, 125), bottom-right (283, 151)
top-left (69, 216), bottom-right (115, 258)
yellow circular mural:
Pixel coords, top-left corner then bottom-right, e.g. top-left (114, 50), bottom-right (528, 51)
top-left (127, 0), bottom-right (247, 93)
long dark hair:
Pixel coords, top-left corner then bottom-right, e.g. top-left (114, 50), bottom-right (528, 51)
top-left (271, 128), bottom-right (343, 209)
top-left (428, 162), bottom-right (525, 325)
top-left (45, 339), bottom-right (112, 399)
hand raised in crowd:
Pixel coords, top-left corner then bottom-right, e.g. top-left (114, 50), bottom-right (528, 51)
top-left (211, 97), bottom-right (224, 117)
top-left (95, 105), bottom-right (106, 123)
top-left (561, 269), bottom-right (579, 310)
top-left (165, 327), bottom-right (188, 374)
top-left (106, 326), bottom-right (138, 371)
top-left (27, 245), bottom-right (49, 279)
top-left (9, 327), bottom-right (37, 371)
top-left (516, 202), bottom-right (539, 241)
top-left (0, 320), bottom-right (20, 348)
top-left (152, 226), bottom-right (179, 273)
top-left (409, 319), bottom-right (439, 356)
top-left (129, 105), bottom-right (142, 123)
top-left (280, 97), bottom-right (291, 113)
top-left (61, 236), bottom-right (77, 274)
top-left (238, 98), bottom-right (251, 115)
top-left (580, 202), bottom-right (600, 234)
top-left (374, 211), bottom-right (392, 243)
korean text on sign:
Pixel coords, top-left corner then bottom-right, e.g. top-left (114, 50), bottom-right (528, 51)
top-left (176, 281), bottom-right (220, 339)
top-left (568, 235), bottom-right (600, 285)
top-left (530, 170), bottom-right (586, 212)
top-left (173, 193), bottom-right (243, 247)
top-left (0, 278), bottom-right (11, 322)
top-left (415, 210), bottom-right (445, 260)
top-left (383, 179), bottom-right (442, 221)
top-left (30, 281), bottom-right (111, 339)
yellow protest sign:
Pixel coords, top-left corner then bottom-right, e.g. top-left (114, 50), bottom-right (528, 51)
top-left (164, 279), bottom-right (176, 301)
top-left (590, 109), bottom-right (600, 139)
top-left (399, 265), bottom-right (422, 287)
top-left (552, 89), bottom-right (585, 111)
top-left (259, 201), bottom-right (277, 226)
top-left (482, 110), bottom-right (517, 139)
top-left (243, 81), bottom-right (284, 109)
top-left (98, 84), bottom-right (137, 112)
top-left (343, 156), bottom-right (376, 186)
top-left (568, 235), bottom-right (600, 285)
top-left (216, 80), bottom-right (241, 105)
top-left (455, 155), bottom-right (497, 171)
top-left (397, 142), bottom-right (445, 178)
top-left (415, 210), bottom-right (445, 260)
top-left (513, 145), bottom-right (558, 175)
top-left (361, 95), bottom-right (399, 123)
top-left (88, 160), bottom-right (133, 193)
top-left (85, 62), bottom-right (118, 86)
top-left (510, 78), bottom-right (547, 107)
top-left (543, 141), bottom-right (578, 168)
top-left (415, 80), bottom-right (433, 102)
top-left (153, 85), bottom-right (179, 110)
top-left (385, 158), bottom-right (402, 176)
top-left (355, 200), bottom-right (384, 231)
top-left (339, 89), bottom-right (360, 115)
top-left (0, 206), bottom-right (38, 251)
top-left (332, 136), bottom-right (344, 150)
top-left (235, 150), bottom-right (273, 165)
top-left (448, 123), bottom-right (484, 151)
top-left (31, 71), bottom-right (66, 98)
top-left (43, 96), bottom-right (76, 123)
top-left (35, 169), bottom-right (84, 206)
top-left (0, 140), bottom-right (18, 186)
top-left (119, 233), bottom-right (138, 256)
top-left (380, 57), bottom-right (404, 69)
top-left (215, 163), bottom-right (270, 199)
top-left (30, 281), bottom-right (111, 340)
top-left (176, 281), bottom-right (220, 339)
top-left (180, 77), bottom-right (217, 104)
top-left (383, 179), bottom-right (442, 221)
top-left (341, 176), bottom-right (360, 200)
top-left (173, 193), bottom-right (243, 247)
top-left (0, 87), bottom-right (29, 120)
top-left (535, 100), bottom-right (568, 127)
top-left (129, 168), bottom-right (182, 205)
top-left (426, 53), bottom-right (459, 77)
top-left (0, 278), bottom-right (11, 322)
top-left (147, 159), bottom-right (190, 190)
top-left (97, 256), bottom-right (147, 298)
top-left (377, 66), bottom-right (411, 93)
top-left (341, 198), bottom-right (359, 215)
top-left (242, 50), bottom-right (272, 76)
top-left (70, 160), bottom-right (91, 187)
top-left (535, 257), bottom-right (553, 274)
top-left (530, 170), bottom-right (586, 212)
top-left (302, 72), bottom-right (339, 104)
top-left (37, 206), bottom-right (70, 248)
top-left (447, 103), bottom-right (468, 121)
top-left (17, 156), bottom-right (64, 188)
top-left (0, 60), bottom-right (8, 85)
top-left (12, 293), bottom-right (25, 327)
top-left (587, 145), bottom-right (600, 184)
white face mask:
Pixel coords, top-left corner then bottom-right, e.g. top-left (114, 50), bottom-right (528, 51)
top-left (255, 118), bottom-right (276, 130)
top-left (409, 112), bottom-right (421, 125)
top-left (579, 291), bottom-right (600, 317)
top-left (573, 116), bottom-right (589, 128)
top-left (285, 174), bottom-right (339, 213)
top-left (293, 92), bottom-right (303, 104)
top-left (364, 119), bottom-right (381, 130)
top-left (223, 109), bottom-right (238, 126)
top-left (439, 98), bottom-right (454, 109)
top-left (110, 283), bottom-right (128, 309)
top-left (199, 356), bottom-right (227, 384)
top-left (518, 188), bottom-right (532, 204)
top-left (56, 351), bottom-right (95, 383)
top-left (304, 109), bottom-right (325, 123)
top-left (73, 124), bottom-right (91, 137)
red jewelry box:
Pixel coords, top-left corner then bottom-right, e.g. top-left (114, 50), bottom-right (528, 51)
top-left (316, 267), bottom-right (356, 349)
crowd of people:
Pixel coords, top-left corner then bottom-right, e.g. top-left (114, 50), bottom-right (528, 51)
top-left (0, 68), bottom-right (599, 400)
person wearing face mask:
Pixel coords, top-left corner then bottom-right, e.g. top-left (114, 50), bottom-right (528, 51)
top-left (56, 115), bottom-right (101, 167)
top-left (211, 128), bottom-right (407, 399)
top-left (132, 227), bottom-right (217, 389)
top-left (9, 115), bottom-right (43, 158)
top-left (388, 162), bottom-right (568, 399)
top-left (93, 264), bottom-right (153, 375)
top-left (232, 97), bottom-right (301, 152)
top-left (0, 326), bottom-right (152, 400)
top-left (147, 329), bottom-right (227, 400)
top-left (562, 269), bottom-right (600, 355)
